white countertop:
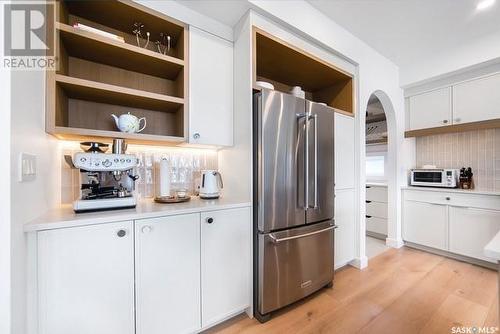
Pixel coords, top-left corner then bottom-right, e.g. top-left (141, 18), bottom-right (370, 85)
top-left (401, 185), bottom-right (500, 196)
top-left (24, 197), bottom-right (252, 232)
top-left (484, 230), bottom-right (500, 262)
top-left (366, 182), bottom-right (387, 187)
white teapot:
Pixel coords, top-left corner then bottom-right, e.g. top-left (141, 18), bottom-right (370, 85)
top-left (111, 112), bottom-right (146, 133)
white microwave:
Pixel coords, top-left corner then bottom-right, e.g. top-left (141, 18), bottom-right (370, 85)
top-left (410, 169), bottom-right (459, 188)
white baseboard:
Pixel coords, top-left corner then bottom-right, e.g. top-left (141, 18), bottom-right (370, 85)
top-left (386, 237), bottom-right (404, 248)
top-left (349, 256), bottom-right (368, 269)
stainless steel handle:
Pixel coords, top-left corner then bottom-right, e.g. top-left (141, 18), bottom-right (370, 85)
top-left (297, 113), bottom-right (308, 210)
top-left (269, 224), bottom-right (337, 244)
top-left (304, 113), bottom-right (310, 211)
top-left (311, 113), bottom-right (318, 209)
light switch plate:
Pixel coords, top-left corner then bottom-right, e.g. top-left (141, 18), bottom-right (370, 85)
top-left (19, 153), bottom-right (37, 182)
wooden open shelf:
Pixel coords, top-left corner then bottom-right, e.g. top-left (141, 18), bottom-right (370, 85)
top-left (47, 0), bottom-right (189, 145)
top-left (53, 127), bottom-right (185, 146)
top-left (56, 75), bottom-right (183, 112)
top-left (405, 119), bottom-right (500, 138)
top-left (57, 22), bottom-right (184, 79)
top-left (253, 28), bottom-right (355, 116)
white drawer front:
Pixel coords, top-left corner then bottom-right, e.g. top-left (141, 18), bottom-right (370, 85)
top-left (366, 201), bottom-right (388, 219)
top-left (403, 189), bottom-right (500, 210)
top-left (366, 186), bottom-right (387, 203)
top-left (366, 216), bottom-right (387, 235)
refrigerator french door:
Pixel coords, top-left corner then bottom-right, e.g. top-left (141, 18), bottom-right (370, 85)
top-left (253, 89), bottom-right (336, 321)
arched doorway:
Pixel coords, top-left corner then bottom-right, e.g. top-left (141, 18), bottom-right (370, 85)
top-left (364, 90), bottom-right (400, 259)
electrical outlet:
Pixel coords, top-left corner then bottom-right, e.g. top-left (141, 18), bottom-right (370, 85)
top-left (19, 153), bottom-right (37, 182)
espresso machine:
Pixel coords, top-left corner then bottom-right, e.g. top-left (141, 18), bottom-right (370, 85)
top-left (70, 140), bottom-right (139, 213)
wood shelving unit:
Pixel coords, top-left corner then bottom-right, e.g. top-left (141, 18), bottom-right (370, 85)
top-left (46, 0), bottom-right (189, 145)
top-left (252, 28), bottom-right (355, 116)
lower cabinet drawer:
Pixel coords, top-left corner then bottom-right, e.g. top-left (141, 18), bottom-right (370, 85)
top-left (366, 186), bottom-right (387, 203)
top-left (366, 216), bottom-right (387, 236)
top-left (366, 201), bottom-right (388, 219)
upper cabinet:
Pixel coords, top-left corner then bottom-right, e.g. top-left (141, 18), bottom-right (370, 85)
top-left (405, 73), bottom-right (500, 137)
top-left (253, 28), bottom-right (355, 116)
top-left (189, 27), bottom-right (234, 146)
top-left (408, 87), bottom-right (452, 131)
top-left (453, 73), bottom-right (500, 124)
top-left (46, 0), bottom-right (189, 145)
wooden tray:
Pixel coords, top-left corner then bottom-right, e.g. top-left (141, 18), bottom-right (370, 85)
top-left (154, 196), bottom-right (191, 204)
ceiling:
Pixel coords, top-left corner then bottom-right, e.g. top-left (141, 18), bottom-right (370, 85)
top-left (176, 0), bottom-right (500, 85)
top-left (308, 0), bottom-right (500, 79)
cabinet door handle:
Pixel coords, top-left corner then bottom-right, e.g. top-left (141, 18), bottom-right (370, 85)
top-left (366, 200), bottom-right (372, 203)
top-left (117, 229), bottom-right (127, 237)
top-left (206, 217), bottom-right (214, 224)
top-left (141, 225), bottom-right (152, 234)
top-left (193, 133), bottom-right (200, 140)
top-left (366, 186), bottom-right (371, 189)
top-left (366, 215), bottom-right (372, 218)
top-left (442, 120), bottom-right (449, 124)
top-left (445, 197), bottom-right (451, 201)
top-left (454, 118), bottom-right (461, 123)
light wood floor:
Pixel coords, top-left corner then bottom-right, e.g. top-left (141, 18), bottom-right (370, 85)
top-left (205, 247), bottom-right (498, 334)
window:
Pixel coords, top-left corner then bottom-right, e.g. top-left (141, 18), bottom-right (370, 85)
top-left (366, 154), bottom-right (386, 180)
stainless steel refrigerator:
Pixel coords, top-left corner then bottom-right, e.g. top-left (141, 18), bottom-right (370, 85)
top-left (253, 89), bottom-right (336, 322)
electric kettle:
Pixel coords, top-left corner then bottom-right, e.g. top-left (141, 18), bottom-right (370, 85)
top-left (199, 170), bottom-right (223, 199)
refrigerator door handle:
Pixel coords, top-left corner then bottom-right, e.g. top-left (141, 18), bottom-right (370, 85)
top-left (297, 112), bottom-right (308, 210)
top-left (305, 112), bottom-right (310, 211)
top-left (311, 113), bottom-right (318, 209)
top-left (269, 224), bottom-right (338, 243)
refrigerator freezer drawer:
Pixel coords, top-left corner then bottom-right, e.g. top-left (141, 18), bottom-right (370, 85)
top-left (257, 221), bottom-right (335, 315)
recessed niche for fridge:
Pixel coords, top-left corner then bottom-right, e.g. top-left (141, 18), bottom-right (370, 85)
top-left (254, 29), bottom-right (354, 115)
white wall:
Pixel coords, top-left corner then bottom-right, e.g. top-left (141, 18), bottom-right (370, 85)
top-left (135, 0), bottom-right (233, 41)
top-left (0, 3), bottom-right (12, 331)
top-left (10, 70), bottom-right (60, 334)
top-left (401, 32), bottom-right (500, 87)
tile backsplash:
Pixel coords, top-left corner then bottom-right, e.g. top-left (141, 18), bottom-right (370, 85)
top-left (61, 145), bottom-right (218, 204)
top-left (416, 129), bottom-right (500, 191)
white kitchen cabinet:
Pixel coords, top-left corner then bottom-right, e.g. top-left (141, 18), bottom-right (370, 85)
top-left (408, 87), bottom-right (452, 130)
top-left (189, 26), bottom-right (233, 146)
top-left (334, 188), bottom-right (356, 267)
top-left (449, 206), bottom-right (500, 263)
top-left (201, 207), bottom-right (250, 328)
top-left (37, 221), bottom-right (134, 334)
top-left (135, 213), bottom-right (201, 334)
top-left (334, 113), bottom-right (355, 189)
top-left (366, 216), bottom-right (388, 236)
top-left (403, 200), bottom-right (448, 250)
top-left (453, 73), bottom-right (500, 124)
